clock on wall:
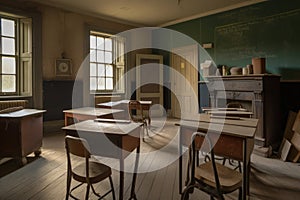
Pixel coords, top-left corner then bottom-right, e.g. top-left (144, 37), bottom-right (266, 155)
top-left (55, 59), bottom-right (72, 76)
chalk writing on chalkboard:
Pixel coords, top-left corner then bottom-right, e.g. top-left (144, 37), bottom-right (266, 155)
top-left (214, 9), bottom-right (300, 64)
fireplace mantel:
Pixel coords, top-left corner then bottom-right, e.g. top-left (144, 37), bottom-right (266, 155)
top-left (205, 74), bottom-right (281, 149)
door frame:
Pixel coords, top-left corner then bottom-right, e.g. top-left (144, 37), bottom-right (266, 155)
top-left (136, 54), bottom-right (164, 116)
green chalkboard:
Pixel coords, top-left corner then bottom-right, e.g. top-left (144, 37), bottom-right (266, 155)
top-left (215, 9), bottom-right (300, 69)
top-left (168, 0), bottom-right (300, 79)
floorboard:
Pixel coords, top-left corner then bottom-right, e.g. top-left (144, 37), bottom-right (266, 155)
top-left (0, 118), bottom-right (244, 200)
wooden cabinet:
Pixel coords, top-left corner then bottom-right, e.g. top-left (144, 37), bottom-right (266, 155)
top-left (0, 109), bottom-right (45, 165)
top-left (205, 75), bottom-right (281, 149)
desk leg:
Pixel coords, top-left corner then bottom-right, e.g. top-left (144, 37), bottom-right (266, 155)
top-left (129, 145), bottom-right (140, 200)
top-left (64, 114), bottom-right (68, 126)
top-left (242, 139), bottom-right (247, 200)
top-left (179, 137), bottom-right (182, 194)
top-left (119, 159), bottom-right (124, 200)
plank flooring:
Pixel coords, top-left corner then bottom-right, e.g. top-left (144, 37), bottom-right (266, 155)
top-left (0, 118), bottom-right (242, 200)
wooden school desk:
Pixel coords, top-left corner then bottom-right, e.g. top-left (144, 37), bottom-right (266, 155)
top-left (62, 119), bottom-right (142, 200)
top-left (63, 107), bottom-right (123, 126)
top-left (176, 114), bottom-right (258, 200)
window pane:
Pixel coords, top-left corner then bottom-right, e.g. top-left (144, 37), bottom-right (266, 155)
top-left (97, 64), bottom-right (105, 76)
top-left (90, 50), bottom-right (96, 62)
top-left (1, 19), bottom-right (15, 37)
top-left (2, 37), bottom-right (15, 55)
top-left (90, 35), bottom-right (96, 49)
top-left (106, 78), bottom-right (113, 90)
top-left (90, 77), bottom-right (96, 90)
top-left (105, 38), bottom-right (112, 51)
top-left (97, 37), bottom-right (104, 50)
top-left (105, 52), bottom-right (112, 63)
top-left (97, 50), bottom-right (104, 62)
top-left (90, 63), bottom-right (96, 76)
top-left (2, 57), bottom-right (16, 74)
top-left (106, 65), bottom-right (113, 77)
top-left (97, 78), bottom-right (105, 90)
top-left (2, 75), bottom-right (16, 92)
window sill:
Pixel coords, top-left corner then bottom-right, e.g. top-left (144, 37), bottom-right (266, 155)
top-left (90, 92), bottom-right (125, 96)
top-left (0, 95), bottom-right (32, 99)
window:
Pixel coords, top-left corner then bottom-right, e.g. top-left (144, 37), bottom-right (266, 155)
top-left (89, 31), bottom-right (125, 94)
top-left (0, 15), bottom-right (32, 96)
top-left (1, 18), bottom-right (16, 93)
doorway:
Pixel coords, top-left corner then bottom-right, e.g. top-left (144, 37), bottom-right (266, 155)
top-left (136, 54), bottom-right (164, 117)
top-left (171, 45), bottom-right (199, 120)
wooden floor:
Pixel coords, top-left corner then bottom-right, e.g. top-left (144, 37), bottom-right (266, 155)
top-left (0, 118), bottom-right (240, 200)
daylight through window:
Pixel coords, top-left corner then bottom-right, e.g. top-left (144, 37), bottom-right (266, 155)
top-left (89, 31), bottom-right (125, 94)
top-left (0, 14), bottom-right (32, 96)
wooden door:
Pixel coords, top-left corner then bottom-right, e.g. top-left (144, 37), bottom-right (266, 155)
top-left (171, 45), bottom-right (199, 120)
top-left (136, 54), bottom-right (164, 117)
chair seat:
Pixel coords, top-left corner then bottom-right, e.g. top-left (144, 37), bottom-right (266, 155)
top-left (131, 115), bottom-right (145, 122)
top-left (195, 161), bottom-right (242, 192)
top-left (73, 161), bottom-right (112, 184)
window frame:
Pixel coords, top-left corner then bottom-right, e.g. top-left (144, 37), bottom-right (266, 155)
top-left (0, 16), bottom-right (18, 95)
top-left (0, 12), bottom-right (33, 98)
top-left (89, 30), bottom-right (126, 95)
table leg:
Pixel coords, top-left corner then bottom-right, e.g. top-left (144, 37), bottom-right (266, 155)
top-left (242, 139), bottom-right (247, 200)
top-left (119, 159), bottom-right (124, 200)
top-left (179, 135), bottom-right (182, 194)
top-left (64, 114), bottom-right (68, 126)
top-left (129, 145), bottom-right (140, 200)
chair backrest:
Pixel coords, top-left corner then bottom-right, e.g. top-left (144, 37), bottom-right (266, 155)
top-left (226, 102), bottom-right (243, 108)
top-left (65, 135), bottom-right (91, 158)
top-left (128, 100), bottom-right (144, 119)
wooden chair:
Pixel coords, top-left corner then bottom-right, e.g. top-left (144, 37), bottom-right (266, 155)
top-left (181, 132), bottom-right (242, 200)
top-left (128, 100), bottom-right (149, 141)
top-left (65, 135), bottom-right (116, 200)
top-left (223, 102), bottom-right (244, 172)
top-left (226, 102), bottom-right (243, 109)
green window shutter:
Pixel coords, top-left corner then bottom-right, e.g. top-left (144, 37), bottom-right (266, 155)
top-left (19, 18), bottom-right (32, 96)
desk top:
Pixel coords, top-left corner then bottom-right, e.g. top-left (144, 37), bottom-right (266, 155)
top-left (177, 114), bottom-right (258, 138)
top-left (63, 107), bottom-right (123, 116)
top-left (197, 114), bottom-right (258, 127)
top-left (207, 110), bottom-right (253, 116)
top-left (0, 109), bottom-right (46, 118)
top-left (97, 100), bottom-right (152, 107)
top-left (62, 120), bottom-right (142, 136)
top-left (202, 107), bottom-right (247, 112)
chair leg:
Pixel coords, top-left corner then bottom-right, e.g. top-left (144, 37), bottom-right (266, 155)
top-left (238, 187), bottom-right (242, 200)
top-left (85, 184), bottom-right (90, 200)
top-left (181, 184), bottom-right (196, 200)
top-left (196, 151), bottom-right (199, 166)
top-left (222, 158), bottom-right (227, 165)
top-left (144, 122), bottom-right (149, 137)
top-left (142, 125), bottom-right (146, 142)
top-left (109, 176), bottom-right (116, 200)
top-left (66, 172), bottom-right (71, 200)
top-left (181, 187), bottom-right (190, 200)
top-left (185, 147), bottom-right (192, 186)
top-left (142, 123), bottom-right (150, 142)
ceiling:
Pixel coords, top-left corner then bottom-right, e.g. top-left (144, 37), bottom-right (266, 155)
top-left (29, 0), bottom-right (266, 26)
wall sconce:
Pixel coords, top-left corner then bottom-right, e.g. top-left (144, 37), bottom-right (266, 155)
top-left (180, 62), bottom-right (185, 69)
top-left (202, 43), bottom-right (214, 49)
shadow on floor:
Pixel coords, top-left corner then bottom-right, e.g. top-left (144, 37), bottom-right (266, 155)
top-left (0, 156), bottom-right (40, 178)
